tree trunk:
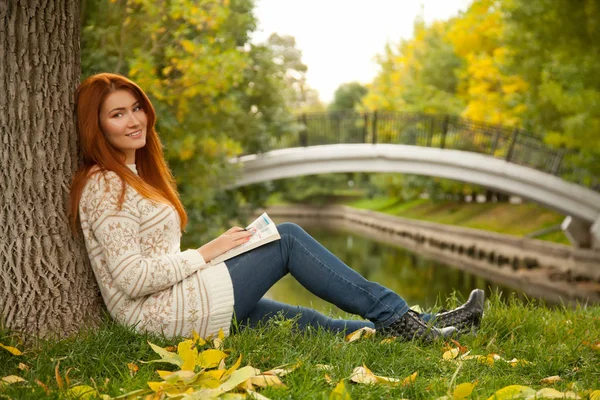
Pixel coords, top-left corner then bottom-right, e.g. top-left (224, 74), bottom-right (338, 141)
top-left (0, 0), bottom-right (104, 337)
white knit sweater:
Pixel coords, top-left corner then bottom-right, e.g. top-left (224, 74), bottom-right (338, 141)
top-left (78, 164), bottom-right (234, 338)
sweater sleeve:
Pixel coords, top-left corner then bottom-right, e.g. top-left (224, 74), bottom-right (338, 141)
top-left (91, 209), bottom-right (206, 298)
top-left (83, 171), bottom-right (207, 298)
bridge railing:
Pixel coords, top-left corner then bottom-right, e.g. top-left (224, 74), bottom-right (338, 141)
top-left (260, 111), bottom-right (598, 192)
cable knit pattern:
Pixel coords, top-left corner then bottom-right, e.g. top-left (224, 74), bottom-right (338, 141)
top-left (79, 164), bottom-right (234, 338)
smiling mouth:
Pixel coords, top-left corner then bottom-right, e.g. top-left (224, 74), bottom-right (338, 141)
top-left (126, 130), bottom-right (142, 137)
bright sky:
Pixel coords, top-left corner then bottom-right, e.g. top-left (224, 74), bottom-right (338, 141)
top-left (251, 0), bottom-right (471, 103)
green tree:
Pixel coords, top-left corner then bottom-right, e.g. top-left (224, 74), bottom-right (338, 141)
top-left (328, 82), bottom-right (368, 112)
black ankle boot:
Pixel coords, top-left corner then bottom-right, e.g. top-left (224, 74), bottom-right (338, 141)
top-left (386, 310), bottom-right (457, 342)
top-left (433, 289), bottom-right (485, 332)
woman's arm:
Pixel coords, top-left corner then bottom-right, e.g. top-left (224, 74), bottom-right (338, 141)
top-left (91, 208), bottom-right (206, 298)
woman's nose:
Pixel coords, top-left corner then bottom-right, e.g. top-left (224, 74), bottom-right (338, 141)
top-left (127, 112), bottom-right (141, 127)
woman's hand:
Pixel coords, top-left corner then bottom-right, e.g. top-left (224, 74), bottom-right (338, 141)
top-left (197, 227), bottom-right (253, 262)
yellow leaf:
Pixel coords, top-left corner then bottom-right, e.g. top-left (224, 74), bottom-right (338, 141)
top-left (147, 381), bottom-right (164, 392)
top-left (163, 370), bottom-right (199, 385)
top-left (218, 365), bottom-right (257, 392)
top-left (590, 390), bottom-right (600, 400)
top-left (540, 376), bottom-right (561, 384)
top-left (180, 39), bottom-right (195, 53)
top-left (67, 385), bottom-right (98, 399)
top-left (178, 340), bottom-right (198, 371)
top-left (192, 330), bottom-right (206, 346)
top-left (17, 363), bottom-right (29, 371)
top-left (330, 380), bottom-right (352, 400)
top-left (1, 375), bottom-right (25, 384)
top-left (486, 385), bottom-right (536, 400)
top-left (345, 327), bottom-right (376, 343)
top-left (156, 370), bottom-right (173, 379)
top-left (197, 349), bottom-right (228, 369)
top-left (250, 374), bottom-right (285, 388)
top-left (401, 372), bottom-right (417, 387)
top-left (324, 374), bottom-right (333, 384)
top-left (380, 337), bottom-right (396, 344)
top-left (147, 341), bottom-right (183, 367)
top-left (443, 348), bottom-right (460, 360)
top-left (507, 358), bottom-right (531, 367)
top-left (0, 344), bottom-right (22, 356)
top-left (246, 389), bottom-right (272, 400)
top-left (350, 365), bottom-right (400, 385)
top-left (218, 328), bottom-right (225, 341)
top-left (533, 388), bottom-right (580, 399)
top-left (225, 355), bottom-right (243, 378)
top-left (453, 382), bottom-right (475, 399)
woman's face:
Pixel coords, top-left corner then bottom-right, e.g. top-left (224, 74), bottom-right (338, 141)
top-left (99, 89), bottom-right (147, 164)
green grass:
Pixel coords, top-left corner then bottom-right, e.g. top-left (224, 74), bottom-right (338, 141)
top-left (1, 293), bottom-right (598, 399)
top-left (344, 197), bottom-right (570, 245)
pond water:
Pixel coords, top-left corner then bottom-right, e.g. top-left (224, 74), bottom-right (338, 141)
top-left (267, 226), bottom-right (524, 317)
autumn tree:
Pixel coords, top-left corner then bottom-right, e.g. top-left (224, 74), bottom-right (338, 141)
top-left (0, 1), bottom-right (104, 336)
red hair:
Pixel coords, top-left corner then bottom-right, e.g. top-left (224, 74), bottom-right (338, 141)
top-left (68, 73), bottom-right (188, 234)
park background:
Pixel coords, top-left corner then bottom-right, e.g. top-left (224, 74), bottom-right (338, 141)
top-left (1, 0), bottom-right (599, 399)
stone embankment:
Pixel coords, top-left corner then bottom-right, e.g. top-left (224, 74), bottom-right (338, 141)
top-left (264, 204), bottom-right (600, 305)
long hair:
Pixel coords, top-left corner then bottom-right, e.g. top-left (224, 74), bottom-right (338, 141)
top-left (68, 73), bottom-right (188, 234)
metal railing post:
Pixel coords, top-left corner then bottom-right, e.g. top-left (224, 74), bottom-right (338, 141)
top-left (300, 113), bottom-right (308, 147)
top-left (551, 148), bottom-right (566, 175)
top-left (505, 128), bottom-right (519, 162)
top-left (371, 111), bottom-right (378, 144)
top-left (362, 113), bottom-right (368, 143)
top-left (440, 115), bottom-right (449, 149)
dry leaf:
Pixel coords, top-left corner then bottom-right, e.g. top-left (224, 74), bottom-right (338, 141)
top-left (589, 390), bottom-right (600, 400)
top-left (330, 380), bottom-right (352, 400)
top-left (0, 343), bottom-right (22, 356)
top-left (17, 363), bottom-right (29, 371)
top-left (247, 389), bottom-right (272, 400)
top-left (264, 361), bottom-right (301, 376)
top-left (401, 372), bottom-right (418, 387)
top-left (443, 348), bottom-right (460, 360)
top-left (350, 365), bottom-right (400, 385)
top-left (55, 361), bottom-right (64, 390)
top-left (324, 374), bottom-right (333, 384)
top-left (249, 374), bottom-right (285, 388)
top-left (127, 363), bottom-right (139, 376)
top-left (345, 327), bottom-right (376, 343)
top-left (540, 375), bottom-right (562, 384)
top-left (35, 379), bottom-right (50, 395)
top-left (380, 337), bottom-right (396, 344)
top-left (1, 375), bottom-right (25, 384)
top-left (582, 340), bottom-right (600, 352)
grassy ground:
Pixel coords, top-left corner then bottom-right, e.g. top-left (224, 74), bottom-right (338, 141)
top-left (1, 293), bottom-right (598, 399)
top-left (345, 197), bottom-right (570, 245)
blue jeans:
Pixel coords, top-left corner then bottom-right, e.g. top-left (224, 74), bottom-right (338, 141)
top-left (225, 223), bottom-right (413, 333)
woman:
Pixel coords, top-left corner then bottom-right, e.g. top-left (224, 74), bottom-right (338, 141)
top-left (69, 73), bottom-right (484, 341)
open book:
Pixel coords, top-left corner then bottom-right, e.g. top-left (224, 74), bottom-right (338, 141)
top-left (209, 212), bottom-right (281, 265)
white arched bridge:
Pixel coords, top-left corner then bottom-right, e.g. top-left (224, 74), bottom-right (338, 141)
top-left (229, 112), bottom-right (600, 249)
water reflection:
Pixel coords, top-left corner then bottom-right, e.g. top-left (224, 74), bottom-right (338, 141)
top-left (267, 226), bottom-right (522, 316)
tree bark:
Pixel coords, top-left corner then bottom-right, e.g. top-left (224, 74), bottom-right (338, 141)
top-left (0, 0), bottom-right (104, 337)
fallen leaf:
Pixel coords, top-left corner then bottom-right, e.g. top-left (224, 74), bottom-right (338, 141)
top-left (196, 349), bottom-right (228, 369)
top-left (540, 376), bottom-right (561, 384)
top-left (67, 385), bottom-right (98, 399)
top-left (451, 339), bottom-right (468, 354)
top-left (453, 382), bottom-right (475, 399)
top-left (486, 385), bottom-right (536, 400)
top-left (443, 348), bottom-right (460, 361)
top-left (324, 374), bottom-right (333, 384)
top-left (380, 337), bottom-right (396, 344)
top-left (127, 362), bottom-right (139, 377)
top-left (507, 358), bottom-right (531, 367)
top-left (249, 374), bottom-right (285, 388)
top-left (582, 340), bottom-right (600, 352)
top-left (589, 390), bottom-right (600, 400)
top-left (17, 363), bottom-right (29, 371)
top-left (247, 389), bottom-right (272, 400)
top-left (146, 342), bottom-right (184, 367)
top-left (55, 361), bottom-right (64, 390)
top-left (401, 371), bottom-right (418, 387)
top-left (264, 361), bottom-right (301, 376)
top-left (0, 343), bottom-right (22, 356)
top-left (350, 365), bottom-right (400, 385)
top-left (1, 375), bottom-right (25, 384)
top-left (345, 327), bottom-right (376, 343)
top-left (35, 379), bottom-right (50, 395)
top-left (330, 380), bottom-right (352, 400)
top-left (527, 388), bottom-right (580, 399)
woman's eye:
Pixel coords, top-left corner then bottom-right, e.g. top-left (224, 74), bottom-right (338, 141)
top-left (113, 113), bottom-right (123, 118)
top-left (134, 106), bottom-right (143, 112)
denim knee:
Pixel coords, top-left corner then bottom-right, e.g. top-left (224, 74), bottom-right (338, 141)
top-left (277, 222), bottom-right (305, 238)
